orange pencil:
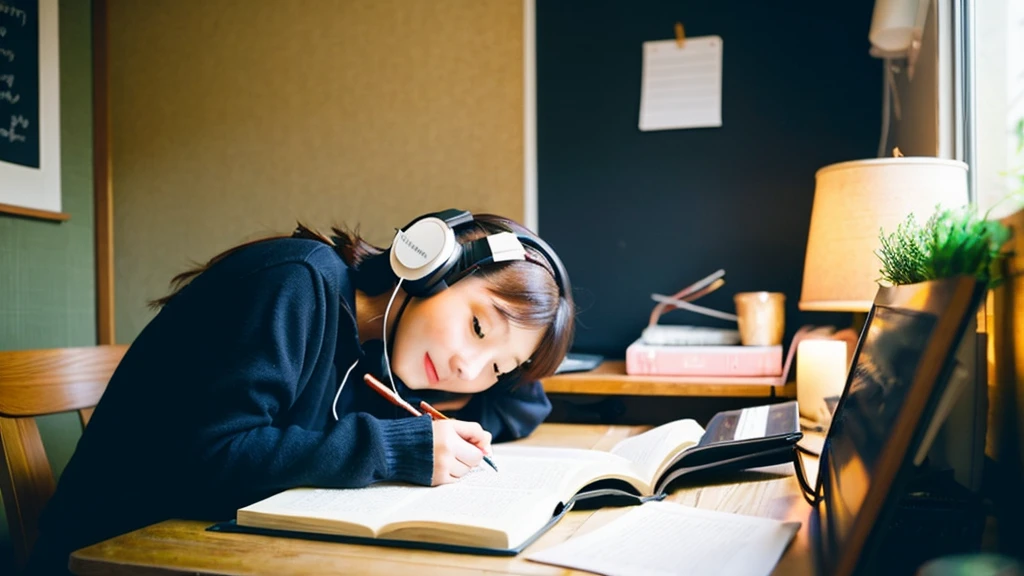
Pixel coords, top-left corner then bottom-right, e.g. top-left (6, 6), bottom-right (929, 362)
top-left (361, 374), bottom-right (497, 472)
top-left (418, 401), bottom-right (448, 420)
top-left (362, 373), bottom-right (422, 417)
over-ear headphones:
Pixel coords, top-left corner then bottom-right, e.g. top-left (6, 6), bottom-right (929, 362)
top-left (388, 208), bottom-right (568, 298)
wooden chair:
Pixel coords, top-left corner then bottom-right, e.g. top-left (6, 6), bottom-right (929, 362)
top-left (0, 345), bottom-right (128, 570)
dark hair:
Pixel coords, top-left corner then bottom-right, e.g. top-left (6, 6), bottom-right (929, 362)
top-left (151, 214), bottom-right (575, 383)
top-left (443, 214), bottom-right (574, 385)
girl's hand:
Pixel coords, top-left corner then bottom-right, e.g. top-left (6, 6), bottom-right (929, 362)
top-left (430, 419), bottom-right (493, 485)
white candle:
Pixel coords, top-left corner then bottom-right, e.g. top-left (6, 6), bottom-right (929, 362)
top-left (796, 339), bottom-right (848, 424)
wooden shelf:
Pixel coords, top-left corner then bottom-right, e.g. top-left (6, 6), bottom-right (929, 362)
top-left (541, 361), bottom-right (795, 398)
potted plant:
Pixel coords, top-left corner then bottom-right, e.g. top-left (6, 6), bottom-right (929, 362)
top-left (875, 203), bottom-right (1012, 290)
top-left (871, 201), bottom-right (1013, 504)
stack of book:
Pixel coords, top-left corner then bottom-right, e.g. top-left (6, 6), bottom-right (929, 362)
top-left (626, 270), bottom-right (786, 379)
top-left (626, 332), bottom-right (784, 377)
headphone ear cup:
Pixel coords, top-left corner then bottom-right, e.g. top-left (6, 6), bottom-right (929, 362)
top-left (402, 256), bottom-right (458, 297)
top-left (390, 216), bottom-right (460, 296)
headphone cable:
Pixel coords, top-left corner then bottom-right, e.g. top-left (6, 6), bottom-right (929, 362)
top-left (382, 278), bottom-right (404, 396)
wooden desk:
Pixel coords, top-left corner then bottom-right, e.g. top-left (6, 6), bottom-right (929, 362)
top-left (69, 423), bottom-right (817, 575)
top-left (541, 361), bottom-right (796, 398)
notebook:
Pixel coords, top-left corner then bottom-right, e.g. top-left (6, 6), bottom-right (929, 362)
top-left (527, 501), bottom-right (800, 576)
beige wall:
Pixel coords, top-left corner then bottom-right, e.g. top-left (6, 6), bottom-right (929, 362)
top-left (110, 0), bottom-right (524, 340)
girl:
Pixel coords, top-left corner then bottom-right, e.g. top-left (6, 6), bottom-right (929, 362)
top-left (28, 209), bottom-right (574, 575)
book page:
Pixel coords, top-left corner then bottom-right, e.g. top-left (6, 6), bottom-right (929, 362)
top-left (400, 449), bottom-right (639, 523)
top-left (238, 447), bottom-right (646, 547)
top-left (609, 419), bottom-right (704, 485)
top-left (492, 444), bottom-right (630, 463)
top-left (527, 501), bottom-right (800, 576)
top-left (237, 485), bottom-right (428, 533)
top-left (396, 477), bottom-right (546, 528)
top-left (493, 444), bottom-right (647, 492)
top-left (378, 451), bottom-right (640, 548)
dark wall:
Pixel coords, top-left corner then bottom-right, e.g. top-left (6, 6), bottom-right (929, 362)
top-left (538, 0), bottom-right (878, 357)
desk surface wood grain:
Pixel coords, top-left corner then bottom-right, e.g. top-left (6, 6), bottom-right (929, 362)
top-left (69, 423), bottom-right (818, 576)
top-left (541, 361), bottom-right (797, 398)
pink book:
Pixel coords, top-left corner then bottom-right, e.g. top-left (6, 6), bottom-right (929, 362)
top-left (625, 339), bottom-right (783, 377)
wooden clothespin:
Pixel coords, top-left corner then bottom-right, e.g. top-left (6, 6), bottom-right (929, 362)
top-left (675, 22), bottom-right (686, 48)
top-left (892, 146), bottom-right (904, 158)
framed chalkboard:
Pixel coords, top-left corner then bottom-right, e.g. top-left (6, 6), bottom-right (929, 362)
top-left (0, 0), bottom-right (64, 221)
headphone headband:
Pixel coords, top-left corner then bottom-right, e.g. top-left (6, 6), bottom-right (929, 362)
top-left (388, 209), bottom-right (568, 298)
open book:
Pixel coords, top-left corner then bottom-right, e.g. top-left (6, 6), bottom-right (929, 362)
top-left (212, 401), bottom-right (801, 555)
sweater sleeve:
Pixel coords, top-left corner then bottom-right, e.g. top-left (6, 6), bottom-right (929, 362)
top-left (450, 379), bottom-right (552, 443)
top-left (186, 260), bottom-right (433, 497)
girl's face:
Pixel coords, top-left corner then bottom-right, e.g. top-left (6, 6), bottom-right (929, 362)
top-left (391, 276), bottom-right (545, 394)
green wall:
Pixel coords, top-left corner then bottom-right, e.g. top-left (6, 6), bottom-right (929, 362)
top-left (0, 0), bottom-right (95, 569)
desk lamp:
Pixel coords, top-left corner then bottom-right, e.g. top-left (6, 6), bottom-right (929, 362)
top-left (796, 156), bottom-right (970, 425)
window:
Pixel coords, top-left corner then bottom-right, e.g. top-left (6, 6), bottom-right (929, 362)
top-left (973, 0), bottom-right (1024, 217)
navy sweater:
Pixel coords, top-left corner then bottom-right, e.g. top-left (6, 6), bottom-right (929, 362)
top-left (29, 238), bottom-right (551, 574)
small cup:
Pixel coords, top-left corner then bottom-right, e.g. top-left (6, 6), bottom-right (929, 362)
top-left (733, 292), bottom-right (785, 346)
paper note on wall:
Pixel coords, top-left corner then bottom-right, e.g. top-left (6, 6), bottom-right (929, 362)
top-left (639, 35), bottom-right (723, 131)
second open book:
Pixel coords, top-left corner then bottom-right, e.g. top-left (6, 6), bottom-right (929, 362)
top-left (214, 401), bottom-right (801, 555)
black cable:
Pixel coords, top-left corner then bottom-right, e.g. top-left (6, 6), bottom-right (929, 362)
top-left (796, 441), bottom-right (821, 457)
top-left (792, 448), bottom-right (823, 507)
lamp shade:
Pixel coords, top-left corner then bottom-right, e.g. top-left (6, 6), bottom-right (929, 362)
top-left (799, 157), bottom-right (969, 313)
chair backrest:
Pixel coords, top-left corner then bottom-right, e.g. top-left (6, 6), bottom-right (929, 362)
top-left (0, 345), bottom-right (128, 569)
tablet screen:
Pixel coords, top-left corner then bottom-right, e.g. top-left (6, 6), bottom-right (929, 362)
top-left (820, 306), bottom-right (936, 553)
top-left (813, 276), bottom-right (985, 576)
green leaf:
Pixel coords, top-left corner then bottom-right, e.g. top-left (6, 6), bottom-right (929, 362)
top-left (876, 202), bottom-right (1011, 289)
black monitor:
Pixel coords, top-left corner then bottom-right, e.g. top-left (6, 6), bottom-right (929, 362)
top-left (807, 275), bottom-right (987, 576)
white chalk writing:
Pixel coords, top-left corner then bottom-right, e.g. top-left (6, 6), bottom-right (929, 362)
top-left (0, 2), bottom-right (28, 26)
top-left (0, 47), bottom-right (12, 63)
top-left (0, 90), bottom-right (17, 104)
top-left (1, 114), bottom-right (28, 143)
top-left (0, 74), bottom-right (11, 88)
